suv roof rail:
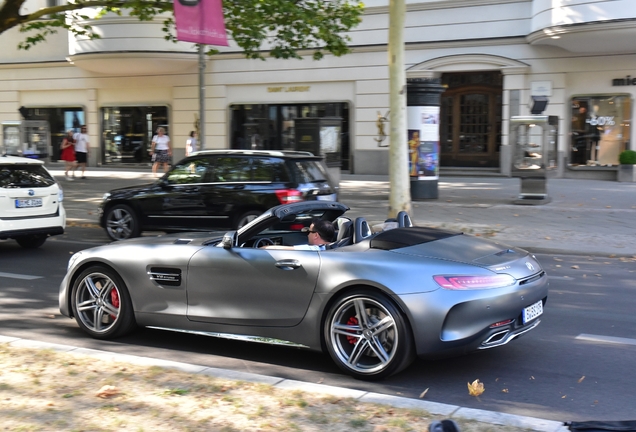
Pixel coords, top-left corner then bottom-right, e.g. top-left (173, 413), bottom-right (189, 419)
top-left (191, 149), bottom-right (316, 157)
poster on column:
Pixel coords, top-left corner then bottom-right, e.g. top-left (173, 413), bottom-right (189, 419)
top-left (407, 106), bottom-right (440, 180)
top-left (174, 0), bottom-right (229, 46)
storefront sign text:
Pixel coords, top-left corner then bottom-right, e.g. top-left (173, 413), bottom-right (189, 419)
top-left (267, 86), bottom-right (310, 93)
top-left (612, 75), bottom-right (636, 86)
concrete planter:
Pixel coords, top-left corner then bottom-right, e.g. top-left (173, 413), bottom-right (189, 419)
top-left (617, 164), bottom-right (636, 182)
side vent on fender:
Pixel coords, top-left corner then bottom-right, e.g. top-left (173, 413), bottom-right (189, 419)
top-left (148, 267), bottom-right (182, 287)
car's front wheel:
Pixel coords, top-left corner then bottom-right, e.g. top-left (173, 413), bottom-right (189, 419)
top-left (15, 234), bottom-right (47, 249)
top-left (104, 204), bottom-right (140, 241)
top-left (324, 290), bottom-right (415, 380)
top-left (71, 265), bottom-right (137, 339)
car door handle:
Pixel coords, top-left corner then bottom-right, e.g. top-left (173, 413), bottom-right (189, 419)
top-left (275, 259), bottom-right (301, 270)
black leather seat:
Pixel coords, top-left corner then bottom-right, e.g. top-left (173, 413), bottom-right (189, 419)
top-left (329, 217), bottom-right (353, 248)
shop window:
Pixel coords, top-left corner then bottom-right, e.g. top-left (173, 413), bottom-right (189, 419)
top-left (570, 95), bottom-right (631, 167)
top-left (230, 102), bottom-right (350, 170)
top-left (101, 106), bottom-right (168, 164)
top-left (17, 107), bottom-right (84, 161)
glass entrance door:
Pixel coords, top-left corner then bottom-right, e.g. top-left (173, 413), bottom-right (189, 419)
top-left (101, 106), bottom-right (168, 164)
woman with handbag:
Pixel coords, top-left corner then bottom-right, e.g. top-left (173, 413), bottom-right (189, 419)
top-left (60, 129), bottom-right (77, 180)
top-left (149, 127), bottom-right (172, 176)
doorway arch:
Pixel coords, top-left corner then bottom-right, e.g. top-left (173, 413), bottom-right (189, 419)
top-left (407, 54), bottom-right (529, 168)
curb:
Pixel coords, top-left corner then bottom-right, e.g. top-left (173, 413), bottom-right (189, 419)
top-left (0, 334), bottom-right (567, 432)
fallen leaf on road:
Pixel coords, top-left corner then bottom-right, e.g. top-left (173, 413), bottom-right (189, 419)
top-left (578, 376), bottom-right (585, 383)
top-left (545, 236), bottom-right (551, 240)
top-left (419, 388), bottom-right (429, 398)
top-left (571, 265), bottom-right (579, 269)
top-left (562, 395), bottom-right (567, 399)
top-left (467, 379), bottom-right (484, 397)
top-left (502, 389), bottom-right (509, 393)
top-left (96, 385), bottom-right (119, 398)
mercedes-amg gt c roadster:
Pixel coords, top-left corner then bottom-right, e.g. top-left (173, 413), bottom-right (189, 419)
top-left (60, 201), bottom-right (548, 380)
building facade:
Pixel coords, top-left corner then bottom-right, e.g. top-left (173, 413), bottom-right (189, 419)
top-left (1, 0), bottom-right (635, 180)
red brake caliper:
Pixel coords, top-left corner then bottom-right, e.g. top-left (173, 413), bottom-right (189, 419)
top-left (346, 316), bottom-right (359, 344)
top-left (110, 289), bottom-right (120, 319)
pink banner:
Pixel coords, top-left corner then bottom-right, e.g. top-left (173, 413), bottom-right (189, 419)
top-left (174, 0), bottom-right (228, 46)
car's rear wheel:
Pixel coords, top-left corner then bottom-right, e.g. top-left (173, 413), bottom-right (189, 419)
top-left (15, 234), bottom-right (47, 249)
top-left (104, 204), bottom-right (140, 241)
top-left (235, 210), bottom-right (262, 229)
top-left (71, 265), bottom-right (137, 339)
top-left (324, 290), bottom-right (415, 380)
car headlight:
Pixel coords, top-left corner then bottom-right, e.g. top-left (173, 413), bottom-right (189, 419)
top-left (68, 252), bottom-right (83, 271)
top-left (102, 192), bottom-right (111, 201)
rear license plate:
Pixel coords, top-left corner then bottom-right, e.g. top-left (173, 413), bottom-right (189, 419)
top-left (316, 194), bottom-right (336, 201)
top-left (522, 300), bottom-right (543, 324)
top-left (15, 198), bottom-right (42, 208)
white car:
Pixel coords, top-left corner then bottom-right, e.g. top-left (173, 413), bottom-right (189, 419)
top-left (0, 155), bottom-right (65, 248)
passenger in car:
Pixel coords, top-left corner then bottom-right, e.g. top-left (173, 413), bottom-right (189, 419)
top-left (263, 219), bottom-right (334, 251)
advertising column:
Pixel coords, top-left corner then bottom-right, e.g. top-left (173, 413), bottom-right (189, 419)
top-left (407, 78), bottom-right (445, 199)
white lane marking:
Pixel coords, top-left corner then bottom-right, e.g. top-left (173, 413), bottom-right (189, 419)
top-left (547, 276), bottom-right (573, 280)
top-left (0, 272), bottom-right (43, 280)
top-left (577, 334), bottom-right (636, 347)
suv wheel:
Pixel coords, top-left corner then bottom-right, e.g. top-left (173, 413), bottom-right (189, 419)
top-left (235, 210), bottom-right (262, 229)
top-left (104, 204), bottom-right (140, 241)
top-left (15, 234), bottom-right (47, 249)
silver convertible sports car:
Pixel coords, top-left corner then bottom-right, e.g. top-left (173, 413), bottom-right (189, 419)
top-left (59, 201), bottom-right (548, 380)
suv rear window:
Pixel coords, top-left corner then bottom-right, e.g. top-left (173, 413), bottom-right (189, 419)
top-left (291, 160), bottom-right (328, 183)
top-left (0, 164), bottom-right (56, 188)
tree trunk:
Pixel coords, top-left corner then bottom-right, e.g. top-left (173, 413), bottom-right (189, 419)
top-left (387, 0), bottom-right (411, 218)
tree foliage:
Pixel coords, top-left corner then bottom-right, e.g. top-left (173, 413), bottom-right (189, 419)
top-left (0, 0), bottom-right (363, 59)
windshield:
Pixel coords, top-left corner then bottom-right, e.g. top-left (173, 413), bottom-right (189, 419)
top-left (0, 164), bottom-right (56, 188)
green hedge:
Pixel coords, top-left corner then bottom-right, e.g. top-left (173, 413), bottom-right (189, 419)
top-left (619, 150), bottom-right (636, 165)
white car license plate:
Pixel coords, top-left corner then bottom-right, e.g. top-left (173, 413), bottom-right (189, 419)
top-left (316, 193), bottom-right (336, 201)
top-left (522, 300), bottom-right (543, 324)
top-left (15, 198), bottom-right (42, 208)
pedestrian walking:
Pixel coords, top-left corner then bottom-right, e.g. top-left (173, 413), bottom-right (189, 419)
top-left (72, 125), bottom-right (89, 179)
top-left (186, 131), bottom-right (198, 156)
top-left (60, 129), bottom-right (77, 180)
top-left (150, 127), bottom-right (172, 176)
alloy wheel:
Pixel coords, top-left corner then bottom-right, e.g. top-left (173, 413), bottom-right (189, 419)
top-left (328, 296), bottom-right (399, 375)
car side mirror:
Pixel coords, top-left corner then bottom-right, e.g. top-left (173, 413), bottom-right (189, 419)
top-left (221, 230), bottom-right (237, 249)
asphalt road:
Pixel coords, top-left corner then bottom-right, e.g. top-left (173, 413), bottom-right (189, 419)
top-left (1, 226), bottom-right (635, 422)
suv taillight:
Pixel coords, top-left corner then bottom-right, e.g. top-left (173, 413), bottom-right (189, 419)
top-left (275, 189), bottom-right (304, 204)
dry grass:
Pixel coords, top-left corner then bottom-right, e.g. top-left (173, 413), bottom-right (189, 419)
top-left (0, 344), bottom-right (529, 432)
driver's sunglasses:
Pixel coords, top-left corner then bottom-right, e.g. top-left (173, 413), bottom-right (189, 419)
top-left (301, 227), bottom-right (318, 234)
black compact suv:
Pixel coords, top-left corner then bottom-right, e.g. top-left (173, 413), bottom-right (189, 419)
top-left (99, 150), bottom-right (338, 241)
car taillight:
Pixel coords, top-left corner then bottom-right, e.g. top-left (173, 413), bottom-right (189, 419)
top-left (275, 189), bottom-right (304, 204)
top-left (433, 274), bottom-right (516, 290)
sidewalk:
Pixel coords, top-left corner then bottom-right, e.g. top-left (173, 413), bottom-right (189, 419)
top-left (338, 175), bottom-right (636, 257)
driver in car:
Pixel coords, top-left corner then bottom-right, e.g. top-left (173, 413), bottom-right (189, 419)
top-left (263, 219), bottom-right (335, 251)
